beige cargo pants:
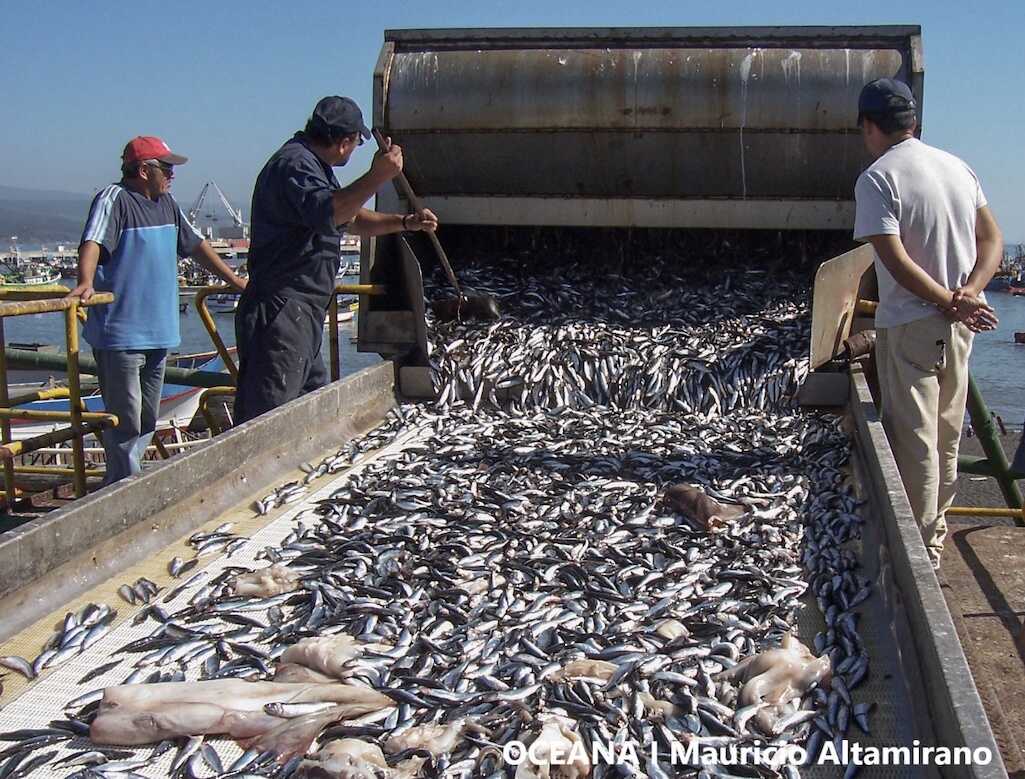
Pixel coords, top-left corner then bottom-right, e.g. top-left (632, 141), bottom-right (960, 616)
top-left (876, 314), bottom-right (973, 568)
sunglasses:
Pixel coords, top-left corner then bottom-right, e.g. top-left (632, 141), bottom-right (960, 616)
top-left (145, 161), bottom-right (174, 176)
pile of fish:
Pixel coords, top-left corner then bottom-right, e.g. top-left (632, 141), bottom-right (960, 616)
top-left (118, 579), bottom-right (162, 607)
top-left (0, 249), bottom-right (875, 778)
top-left (255, 429), bottom-right (404, 518)
top-left (425, 254), bottom-right (811, 416)
top-left (1, 603), bottom-right (117, 683)
top-left (190, 523), bottom-right (250, 559)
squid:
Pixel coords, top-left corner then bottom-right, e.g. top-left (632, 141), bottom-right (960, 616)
top-left (385, 719), bottom-right (468, 756)
top-left (515, 714), bottom-right (591, 779)
top-left (232, 564), bottom-right (302, 597)
top-left (296, 739), bottom-right (425, 779)
top-left (550, 659), bottom-right (617, 683)
top-left (281, 635), bottom-right (392, 680)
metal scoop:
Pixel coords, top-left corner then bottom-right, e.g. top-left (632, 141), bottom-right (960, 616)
top-left (372, 129), bottom-right (501, 323)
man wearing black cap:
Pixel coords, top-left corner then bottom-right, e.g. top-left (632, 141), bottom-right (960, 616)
top-left (853, 78), bottom-right (1004, 569)
top-left (235, 96), bottom-right (437, 423)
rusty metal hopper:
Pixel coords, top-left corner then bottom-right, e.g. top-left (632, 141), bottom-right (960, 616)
top-left (358, 26), bottom-right (922, 365)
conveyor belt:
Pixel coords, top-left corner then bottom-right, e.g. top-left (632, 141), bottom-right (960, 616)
top-left (799, 454), bottom-right (935, 778)
top-left (0, 409), bottom-right (929, 778)
top-left (0, 422), bottom-right (429, 777)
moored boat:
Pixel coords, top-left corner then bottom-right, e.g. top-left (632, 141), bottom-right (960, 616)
top-left (324, 300), bottom-right (358, 326)
top-left (8, 351), bottom-right (232, 439)
top-left (1, 263), bottom-right (62, 287)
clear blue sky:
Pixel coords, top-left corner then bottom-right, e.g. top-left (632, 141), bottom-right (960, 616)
top-left (2, 0), bottom-right (1022, 240)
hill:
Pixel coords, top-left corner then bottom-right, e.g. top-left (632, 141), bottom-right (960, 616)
top-left (0, 185), bottom-right (94, 244)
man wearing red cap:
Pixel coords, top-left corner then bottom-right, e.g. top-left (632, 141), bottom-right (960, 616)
top-left (70, 136), bottom-right (246, 485)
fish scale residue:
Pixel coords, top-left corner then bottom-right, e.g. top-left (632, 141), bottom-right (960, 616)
top-left (0, 248), bottom-right (877, 778)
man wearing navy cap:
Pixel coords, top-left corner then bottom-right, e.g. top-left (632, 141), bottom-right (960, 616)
top-left (70, 136), bottom-right (247, 484)
top-left (853, 78), bottom-right (1004, 568)
top-left (235, 96), bottom-right (437, 423)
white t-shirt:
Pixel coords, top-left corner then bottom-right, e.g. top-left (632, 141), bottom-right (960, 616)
top-left (853, 137), bottom-right (987, 328)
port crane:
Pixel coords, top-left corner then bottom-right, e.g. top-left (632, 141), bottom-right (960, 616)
top-left (187, 181), bottom-right (249, 239)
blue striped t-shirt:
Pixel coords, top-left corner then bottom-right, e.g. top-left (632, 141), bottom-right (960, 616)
top-left (80, 185), bottom-right (202, 350)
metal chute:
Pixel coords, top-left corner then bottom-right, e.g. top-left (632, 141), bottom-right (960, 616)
top-left (358, 26), bottom-right (923, 374)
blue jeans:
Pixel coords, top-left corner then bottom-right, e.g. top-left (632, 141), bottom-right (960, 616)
top-left (93, 348), bottom-right (167, 485)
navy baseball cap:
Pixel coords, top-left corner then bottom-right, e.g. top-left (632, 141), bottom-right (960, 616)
top-left (858, 79), bottom-right (916, 121)
top-left (309, 96), bottom-right (371, 140)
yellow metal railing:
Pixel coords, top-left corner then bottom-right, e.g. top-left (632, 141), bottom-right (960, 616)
top-left (198, 387), bottom-right (237, 437)
top-left (194, 287), bottom-right (240, 383)
top-left (195, 284), bottom-right (381, 409)
top-left (855, 299), bottom-right (878, 316)
top-left (0, 289), bottom-right (119, 501)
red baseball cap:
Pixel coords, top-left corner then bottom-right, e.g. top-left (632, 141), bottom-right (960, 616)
top-left (121, 136), bottom-right (188, 165)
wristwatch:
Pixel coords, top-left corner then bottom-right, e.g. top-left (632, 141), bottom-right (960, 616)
top-left (401, 214), bottom-right (412, 231)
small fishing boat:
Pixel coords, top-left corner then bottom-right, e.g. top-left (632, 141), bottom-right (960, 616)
top-left (335, 261), bottom-right (359, 283)
top-left (324, 301), bottom-right (359, 327)
top-left (0, 264), bottom-right (62, 287)
top-left (205, 293), bottom-right (239, 313)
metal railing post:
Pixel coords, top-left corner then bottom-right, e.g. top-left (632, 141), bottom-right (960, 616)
top-left (65, 302), bottom-right (87, 498)
top-left (328, 294), bottom-right (340, 382)
top-left (964, 373), bottom-right (1023, 512)
top-left (0, 319), bottom-right (15, 505)
top-left (198, 387), bottom-right (237, 437)
top-left (152, 434), bottom-right (171, 460)
top-left (0, 292), bottom-right (114, 499)
top-left (337, 284), bottom-right (386, 296)
top-left (0, 421), bottom-right (112, 461)
top-left (194, 287), bottom-right (239, 380)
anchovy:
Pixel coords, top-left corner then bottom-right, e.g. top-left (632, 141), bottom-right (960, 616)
top-left (168, 556), bottom-right (198, 579)
top-left (169, 735), bottom-right (203, 774)
top-left (0, 657), bottom-right (35, 680)
top-left (264, 701), bottom-right (339, 718)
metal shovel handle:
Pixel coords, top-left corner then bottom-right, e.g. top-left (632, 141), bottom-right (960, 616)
top-left (372, 129), bottom-right (463, 299)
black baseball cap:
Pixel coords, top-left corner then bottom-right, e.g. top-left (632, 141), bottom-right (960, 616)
top-left (309, 96), bottom-right (371, 140)
top-left (858, 78), bottom-right (916, 121)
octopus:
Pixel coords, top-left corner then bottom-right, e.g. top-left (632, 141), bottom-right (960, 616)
top-left (515, 713), bottom-right (591, 779)
top-left (232, 564), bottom-right (302, 597)
top-left (715, 633), bottom-right (832, 734)
top-left (296, 739), bottom-right (425, 779)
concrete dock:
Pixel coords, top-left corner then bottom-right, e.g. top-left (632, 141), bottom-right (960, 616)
top-left (943, 433), bottom-right (1025, 776)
